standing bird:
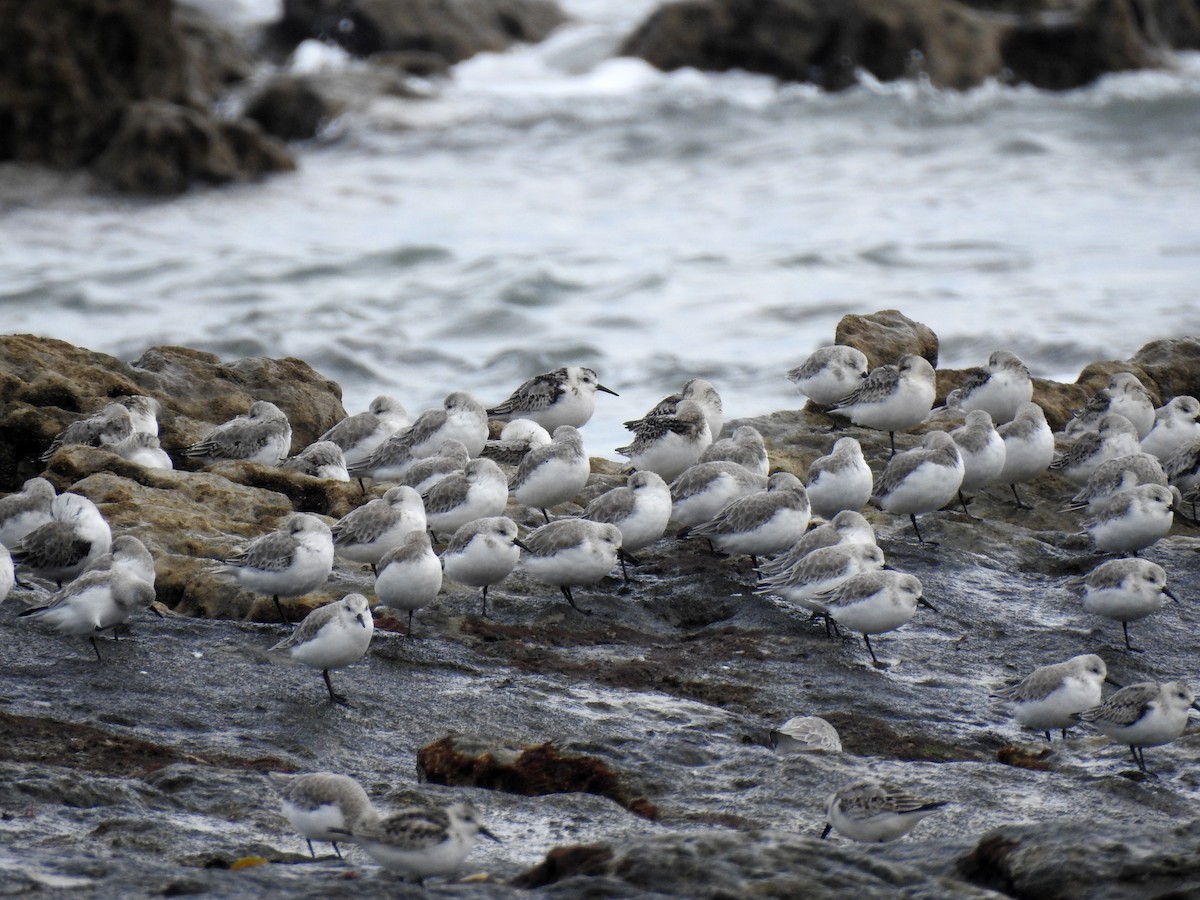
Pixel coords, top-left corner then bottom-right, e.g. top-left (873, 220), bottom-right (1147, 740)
top-left (331, 486), bottom-right (426, 574)
top-left (1075, 559), bottom-right (1177, 651)
top-left (829, 355), bottom-right (937, 456)
top-left (992, 654), bottom-right (1107, 741)
top-left (616, 399), bottom-right (712, 482)
top-left (804, 437), bottom-right (873, 519)
top-left (809, 571), bottom-right (932, 666)
top-left (625, 378), bottom-right (723, 442)
top-left (821, 779), bottom-right (948, 842)
top-left (374, 531), bottom-right (443, 638)
top-left (0, 477), bottom-right (56, 550)
top-left (400, 440), bottom-right (470, 493)
top-left (509, 425), bottom-right (591, 523)
top-left (1082, 483), bottom-right (1176, 556)
top-left (995, 401), bottom-right (1055, 508)
top-left (786, 345), bottom-right (869, 407)
top-left (1050, 413), bottom-right (1141, 485)
top-left (1066, 372), bottom-right (1156, 439)
top-left (18, 566), bottom-right (156, 661)
top-left (339, 800), bottom-right (500, 884)
top-left (949, 410), bottom-right (1006, 515)
top-left (423, 458), bottom-right (509, 536)
top-left (1140, 395), bottom-right (1200, 462)
top-left (669, 461), bottom-right (768, 529)
top-left (872, 431), bottom-right (964, 543)
top-left (11, 492), bottom-right (112, 587)
top-left (267, 771), bottom-right (379, 860)
top-left (268, 593), bottom-right (374, 706)
top-left (1061, 452), bottom-right (1167, 513)
top-left (222, 513), bottom-right (334, 624)
top-left (519, 519), bottom-right (622, 615)
top-left (489, 366), bottom-right (618, 431)
top-left (757, 509), bottom-right (877, 579)
top-left (1078, 681), bottom-right (1194, 774)
top-left (688, 472), bottom-right (811, 562)
top-left (957, 350), bottom-right (1033, 425)
top-left (756, 542), bottom-right (886, 612)
top-left (183, 400), bottom-right (292, 466)
top-left (699, 425), bottom-right (768, 476)
top-left (349, 392), bottom-right (488, 482)
top-left (441, 517), bottom-right (527, 617)
top-left (581, 471), bottom-right (672, 581)
top-left (318, 395), bottom-right (410, 470)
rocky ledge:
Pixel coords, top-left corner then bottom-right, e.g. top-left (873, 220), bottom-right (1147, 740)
top-left (1, 323), bottom-right (1199, 896)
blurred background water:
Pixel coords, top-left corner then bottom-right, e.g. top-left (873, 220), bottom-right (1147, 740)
top-left (3, 0), bottom-right (1199, 456)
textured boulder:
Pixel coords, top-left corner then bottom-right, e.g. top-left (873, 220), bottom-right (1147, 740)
top-left (834, 309), bottom-right (940, 370)
top-left (243, 76), bottom-right (332, 142)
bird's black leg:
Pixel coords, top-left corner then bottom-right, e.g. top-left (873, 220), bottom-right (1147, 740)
top-left (322, 669), bottom-right (350, 706)
top-left (480, 585), bottom-right (489, 618)
top-left (273, 595), bottom-right (291, 625)
top-left (89, 635), bottom-right (104, 662)
top-left (863, 634), bottom-right (881, 666)
top-left (307, 839), bottom-right (316, 859)
top-left (561, 586), bottom-right (591, 616)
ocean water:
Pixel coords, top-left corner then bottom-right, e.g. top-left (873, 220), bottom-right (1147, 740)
top-left (3, 0), bottom-right (1200, 457)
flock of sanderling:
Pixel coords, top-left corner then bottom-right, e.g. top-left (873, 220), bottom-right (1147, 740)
top-left (3, 343), bottom-right (1200, 874)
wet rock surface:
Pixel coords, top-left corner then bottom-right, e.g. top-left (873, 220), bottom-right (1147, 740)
top-left (2, 333), bottom-right (1199, 896)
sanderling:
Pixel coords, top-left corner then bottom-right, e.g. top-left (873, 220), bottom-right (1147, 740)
top-left (1140, 396), bottom-right (1200, 461)
top-left (340, 800), bottom-right (499, 884)
top-left (809, 571), bottom-right (932, 666)
top-left (40, 402), bottom-right (133, 461)
top-left (992, 654), bottom-right (1107, 742)
top-left (1076, 558), bottom-right (1177, 651)
top-left (319, 395), bottom-right (410, 470)
top-left (617, 399), bottom-right (713, 482)
top-left (0, 477), bottom-right (56, 550)
top-left (183, 400), bottom-right (292, 466)
top-left (1066, 372), bottom-right (1156, 438)
top-left (786, 345), bottom-right (869, 406)
top-left (581, 470), bottom-right (672, 580)
top-left (332, 486), bottom-right (426, 575)
top-left (1050, 413), bottom-right (1142, 485)
top-left (480, 419), bottom-right (552, 467)
top-left (375, 531), bottom-right (442, 638)
top-left (349, 393), bottom-right (488, 482)
top-left (519, 519), bottom-right (622, 614)
top-left (769, 715), bottom-right (842, 753)
top-left (401, 440), bottom-right (470, 493)
top-left (624, 378), bottom-right (724, 440)
top-left (442, 517), bottom-right (527, 616)
top-left (18, 567), bottom-right (156, 661)
top-left (1078, 680), bottom-right (1194, 773)
top-left (269, 592), bottom-right (374, 705)
top-left (11, 492), bottom-right (112, 587)
top-left (872, 431), bottom-right (964, 543)
top-left (698, 425), bottom-right (768, 476)
top-left (688, 472), bottom-right (810, 560)
top-left (805, 436), bottom-right (873, 519)
top-left (1162, 436), bottom-right (1200, 499)
top-left (109, 431), bottom-right (174, 470)
top-left (757, 542), bottom-right (885, 612)
top-left (1082, 483), bottom-right (1176, 556)
top-left (510, 425), bottom-right (591, 522)
top-left (949, 410), bottom-right (1006, 514)
top-left (996, 401), bottom-right (1055, 507)
top-left (90, 534), bottom-right (157, 587)
top-left (830, 355), bottom-right (937, 455)
top-left (282, 441), bottom-right (350, 481)
top-left (0, 544), bottom-right (12, 604)
top-left (222, 513), bottom-right (334, 624)
top-left (425, 458), bottom-right (508, 536)
top-left (821, 778), bottom-right (947, 843)
top-left (115, 395), bottom-right (161, 436)
top-left (669, 461), bottom-right (769, 529)
top-left (957, 350), bottom-right (1033, 425)
top-left (757, 510), bottom-right (877, 579)
top-left (1062, 452), bottom-right (1167, 512)
top-left (268, 771), bottom-right (379, 860)
top-left (925, 388), bottom-right (967, 430)
top-left (488, 366), bottom-right (618, 430)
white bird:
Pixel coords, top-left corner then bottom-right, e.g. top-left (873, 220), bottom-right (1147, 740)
top-left (616, 399), bottom-right (712, 481)
top-left (268, 593), bottom-right (374, 705)
top-left (442, 516), bottom-right (527, 617)
top-left (992, 654), bottom-right (1107, 741)
top-left (1075, 558), bottom-right (1177, 651)
top-left (669, 461), bottom-right (768, 529)
top-left (0, 477), bottom-right (56, 550)
top-left (1082, 483), bottom-right (1176, 556)
top-left (41, 402), bottom-right (133, 461)
top-left (108, 432), bottom-right (174, 470)
top-left (17, 567), bottom-right (156, 660)
top-left (331, 486), bottom-right (426, 574)
top-left (829, 355), bottom-right (937, 455)
top-left (400, 439), bottom-right (470, 493)
top-left (1078, 680), bottom-right (1194, 774)
top-left (624, 378), bottom-right (723, 441)
top-left (267, 771), bottom-right (379, 860)
top-left (374, 532), bottom-right (443, 638)
top-left (872, 431), bottom-right (964, 543)
top-left (810, 571), bottom-right (932, 666)
top-left (89, 534), bottom-right (156, 587)
top-left (520, 519), bottom-right (622, 615)
top-left (821, 778), bottom-right (947, 842)
top-left (424, 458), bottom-right (509, 536)
top-left (957, 350), bottom-right (1033, 425)
top-left (0, 544), bottom-right (12, 604)
top-left (318, 395), bottom-right (410, 470)
top-left (786, 345), bottom-right (869, 406)
top-left (581, 471), bottom-right (672, 580)
top-left (769, 716), bottom-right (842, 753)
top-left (698, 425), bottom-right (768, 476)
top-left (222, 513), bottom-right (334, 624)
top-left (949, 409), bottom-right (1006, 514)
top-left (756, 542), bottom-right (886, 612)
top-left (11, 492), bottom-right (112, 587)
top-left (115, 395), bottom-right (162, 436)
top-left (1066, 372), bottom-right (1156, 439)
top-left (1061, 453), bottom-right (1167, 513)
top-left (1050, 413), bottom-right (1142, 485)
top-left (1140, 395), bottom-right (1200, 461)
top-left (688, 472), bottom-right (810, 560)
top-left (996, 401), bottom-right (1055, 508)
top-left (281, 441), bottom-right (349, 481)
top-left (509, 425), bottom-right (590, 522)
top-left (488, 366), bottom-right (618, 430)
top-left (757, 510), bottom-right (877, 579)
top-left (804, 437), bottom-right (872, 519)
top-left (183, 400), bottom-right (292, 465)
top-left (480, 419), bottom-right (552, 467)
top-left (349, 392), bottom-right (488, 482)
top-left (340, 800), bottom-right (499, 884)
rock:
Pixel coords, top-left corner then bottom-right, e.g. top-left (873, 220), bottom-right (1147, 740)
top-left (1130, 336), bottom-right (1200, 403)
top-left (243, 76), bottom-right (332, 142)
top-left (0, 0), bottom-right (293, 193)
top-left (621, 0), bottom-right (1002, 91)
top-left (834, 309), bottom-right (940, 370)
top-left (270, 0), bottom-right (567, 65)
top-left (417, 735), bottom-right (657, 818)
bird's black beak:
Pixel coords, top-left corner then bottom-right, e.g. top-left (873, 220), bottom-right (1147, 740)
top-left (917, 597), bottom-right (938, 613)
top-left (820, 823), bottom-right (832, 840)
top-left (480, 825), bottom-right (502, 843)
top-left (356, 613), bottom-right (367, 627)
top-left (1164, 587), bottom-right (1180, 604)
top-left (149, 604), bottom-right (165, 619)
top-left (514, 539), bottom-right (532, 553)
top-left (597, 384), bottom-right (619, 397)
